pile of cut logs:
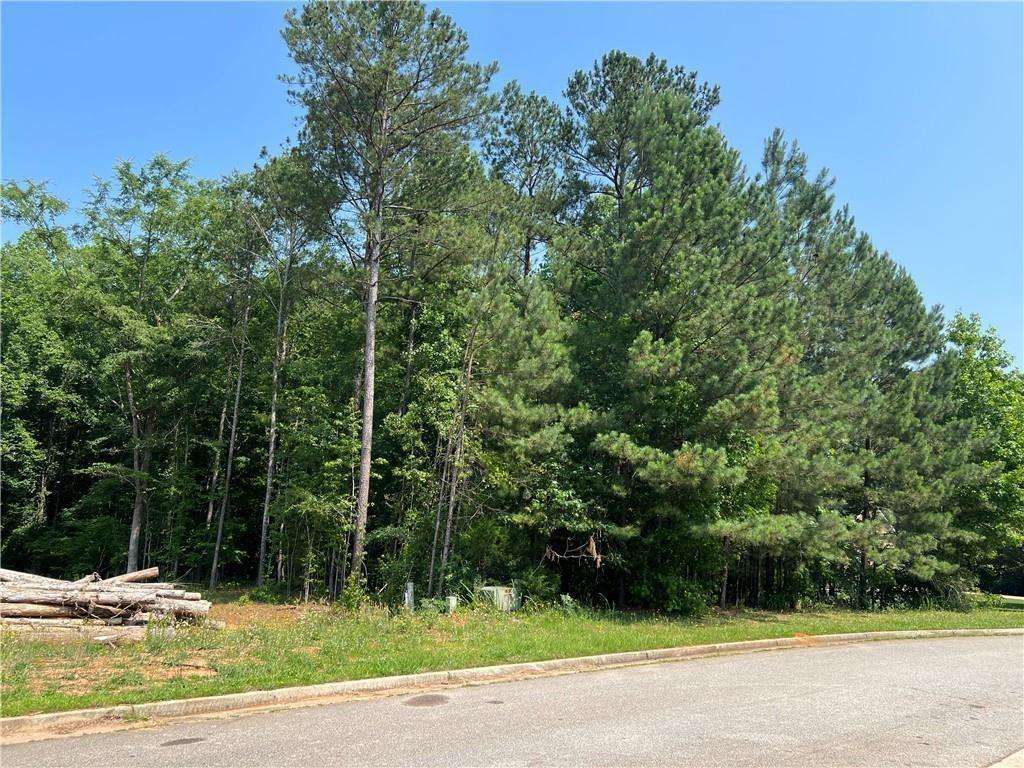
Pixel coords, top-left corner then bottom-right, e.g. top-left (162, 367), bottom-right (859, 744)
top-left (0, 567), bottom-right (212, 643)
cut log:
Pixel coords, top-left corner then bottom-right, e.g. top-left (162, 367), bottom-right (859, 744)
top-left (0, 567), bottom-right (212, 640)
top-left (86, 586), bottom-right (195, 601)
top-left (1, 585), bottom-right (199, 606)
top-left (0, 569), bottom-right (102, 588)
top-left (98, 567), bottom-right (160, 585)
top-left (0, 606), bottom-right (79, 622)
top-left (0, 601), bottom-right (125, 619)
top-left (0, 586), bottom-right (211, 619)
top-left (115, 582), bottom-right (181, 591)
top-left (0, 603), bottom-right (80, 619)
top-left (0, 585), bottom-right (161, 603)
top-left (0, 569), bottom-right (73, 587)
top-left (151, 598), bottom-right (212, 618)
top-left (92, 627), bottom-right (147, 644)
top-left (108, 583), bottom-right (199, 599)
top-left (0, 618), bottom-right (147, 642)
top-left (1, 617), bottom-right (94, 627)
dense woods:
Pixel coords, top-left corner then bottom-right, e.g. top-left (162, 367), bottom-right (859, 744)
top-left (3, 2), bottom-right (1022, 612)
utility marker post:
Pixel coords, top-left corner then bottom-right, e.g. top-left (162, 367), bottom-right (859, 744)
top-left (404, 581), bottom-right (415, 611)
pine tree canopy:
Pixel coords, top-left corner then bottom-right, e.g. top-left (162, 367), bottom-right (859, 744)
top-left (2, 2), bottom-right (1021, 611)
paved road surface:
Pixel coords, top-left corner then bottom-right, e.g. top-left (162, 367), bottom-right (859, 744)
top-left (4, 636), bottom-right (1022, 767)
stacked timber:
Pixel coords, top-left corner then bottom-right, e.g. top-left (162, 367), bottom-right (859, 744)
top-left (0, 567), bottom-right (212, 643)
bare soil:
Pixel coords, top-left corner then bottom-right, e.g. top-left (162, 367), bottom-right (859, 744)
top-left (209, 602), bottom-right (304, 629)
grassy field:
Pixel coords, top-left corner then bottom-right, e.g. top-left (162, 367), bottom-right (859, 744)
top-left (2, 593), bottom-right (1021, 718)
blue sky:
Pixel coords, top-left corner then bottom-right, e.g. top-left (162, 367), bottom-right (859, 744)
top-left (3, 2), bottom-right (1021, 362)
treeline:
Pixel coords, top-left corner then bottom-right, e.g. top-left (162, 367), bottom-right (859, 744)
top-left (3, 2), bottom-right (1022, 611)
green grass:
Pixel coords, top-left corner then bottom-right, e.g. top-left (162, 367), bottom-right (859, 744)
top-left (2, 600), bottom-right (1020, 718)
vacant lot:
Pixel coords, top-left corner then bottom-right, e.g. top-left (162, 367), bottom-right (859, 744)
top-left (2, 594), bottom-right (1021, 718)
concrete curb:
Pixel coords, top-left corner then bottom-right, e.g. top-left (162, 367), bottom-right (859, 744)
top-left (2, 627), bottom-right (1021, 741)
top-left (989, 748), bottom-right (1024, 768)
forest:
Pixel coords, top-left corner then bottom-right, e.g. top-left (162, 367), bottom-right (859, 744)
top-left (2, 1), bottom-right (1022, 613)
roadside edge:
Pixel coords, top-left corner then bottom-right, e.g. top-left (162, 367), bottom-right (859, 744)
top-left (3, 627), bottom-right (1021, 743)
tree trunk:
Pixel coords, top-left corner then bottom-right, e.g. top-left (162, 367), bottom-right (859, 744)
top-left (435, 424), bottom-right (465, 597)
top-left (128, 464), bottom-right (145, 574)
top-left (859, 549), bottom-right (868, 610)
top-left (303, 526), bottom-right (313, 603)
top-left (860, 435), bottom-right (873, 610)
top-left (35, 418), bottom-right (57, 523)
top-left (349, 176), bottom-right (384, 590)
top-left (124, 363), bottom-right (153, 574)
top-left (276, 520), bottom-right (285, 582)
top-left (205, 371), bottom-right (232, 528)
top-left (523, 233), bottom-right (532, 281)
top-left (427, 432), bottom-right (451, 597)
top-left (339, 526), bottom-right (350, 593)
top-left (755, 548), bottom-right (764, 608)
top-left (435, 348), bottom-right (475, 596)
top-left (258, 258), bottom-right (292, 587)
top-left (398, 302), bottom-right (418, 416)
top-left (327, 547), bottom-right (336, 597)
top-left (127, 417), bottom-right (155, 574)
top-left (210, 273), bottom-right (254, 590)
top-left (719, 557), bottom-right (729, 610)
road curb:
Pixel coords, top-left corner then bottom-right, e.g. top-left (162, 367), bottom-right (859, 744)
top-left (2, 627), bottom-right (1021, 741)
top-left (989, 748), bottom-right (1024, 768)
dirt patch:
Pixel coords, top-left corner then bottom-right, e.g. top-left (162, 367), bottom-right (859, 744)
top-left (28, 655), bottom-right (111, 697)
top-left (152, 657), bottom-right (217, 681)
top-left (25, 651), bottom-right (218, 698)
top-left (209, 602), bottom-right (304, 629)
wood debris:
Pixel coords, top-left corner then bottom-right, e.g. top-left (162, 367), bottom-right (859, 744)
top-left (0, 567), bottom-right (212, 642)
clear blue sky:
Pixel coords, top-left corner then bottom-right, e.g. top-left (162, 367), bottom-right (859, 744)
top-left (3, 2), bottom-right (1021, 363)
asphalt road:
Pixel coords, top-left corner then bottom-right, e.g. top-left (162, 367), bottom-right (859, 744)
top-left (4, 636), bottom-right (1022, 767)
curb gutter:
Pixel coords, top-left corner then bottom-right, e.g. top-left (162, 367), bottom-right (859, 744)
top-left (3, 627), bottom-right (1021, 741)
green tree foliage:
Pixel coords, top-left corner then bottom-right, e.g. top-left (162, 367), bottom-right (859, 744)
top-left (484, 82), bottom-right (564, 282)
top-left (283, 0), bottom-right (496, 589)
top-left (947, 314), bottom-right (1024, 594)
top-left (2, 2), bottom-right (1020, 611)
